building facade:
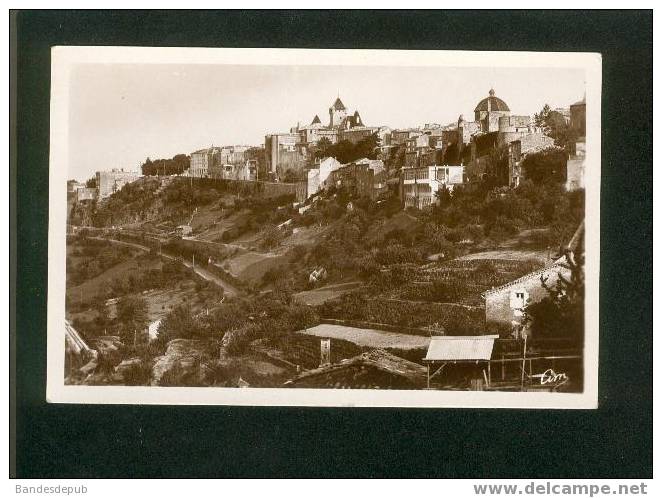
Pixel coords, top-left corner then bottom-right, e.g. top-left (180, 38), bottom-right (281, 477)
top-left (457, 90), bottom-right (556, 186)
top-left (391, 129), bottom-right (421, 146)
top-left (474, 88), bottom-right (511, 133)
top-left (306, 156), bottom-right (343, 198)
top-left (209, 159), bottom-right (258, 181)
top-left (483, 222), bottom-right (583, 337)
top-left (401, 165), bottom-right (464, 209)
top-left (566, 139), bottom-right (586, 191)
top-left (339, 126), bottom-right (379, 144)
top-left (96, 169), bottom-right (141, 198)
top-left (264, 132), bottom-right (303, 178)
top-left (189, 147), bottom-right (222, 178)
top-left (570, 96), bottom-right (586, 138)
top-left (327, 163), bottom-right (375, 199)
top-left (75, 187), bottom-right (98, 202)
top-left (483, 262), bottom-right (570, 336)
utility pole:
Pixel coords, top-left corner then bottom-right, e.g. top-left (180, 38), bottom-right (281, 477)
top-left (520, 334), bottom-right (527, 391)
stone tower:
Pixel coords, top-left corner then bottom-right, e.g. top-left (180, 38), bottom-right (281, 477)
top-left (329, 96), bottom-right (347, 128)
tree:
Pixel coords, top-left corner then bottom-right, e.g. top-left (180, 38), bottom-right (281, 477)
top-left (281, 168), bottom-right (302, 183)
top-left (488, 144), bottom-right (510, 185)
top-left (534, 104), bottom-right (579, 151)
top-left (140, 154), bottom-right (190, 176)
top-left (315, 133), bottom-right (381, 164)
top-left (353, 133), bottom-right (380, 160)
top-left (443, 143), bottom-right (460, 165)
top-left (314, 137), bottom-right (333, 159)
top-left (533, 104), bottom-right (552, 129)
top-left (92, 299), bottom-right (110, 332)
top-left (156, 304), bottom-right (201, 344)
top-left (85, 176), bottom-right (97, 188)
top-left (524, 239), bottom-right (584, 345)
top-left (116, 295), bottom-right (149, 345)
top-left (385, 143), bottom-right (406, 172)
top-left (435, 185), bottom-right (452, 205)
top-left (521, 147), bottom-right (568, 185)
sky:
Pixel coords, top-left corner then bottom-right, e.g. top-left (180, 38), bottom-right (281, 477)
top-left (67, 63), bottom-right (585, 181)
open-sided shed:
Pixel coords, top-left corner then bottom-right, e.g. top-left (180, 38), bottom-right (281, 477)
top-left (423, 335), bottom-right (499, 389)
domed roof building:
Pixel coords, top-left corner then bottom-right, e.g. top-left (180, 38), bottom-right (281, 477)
top-left (474, 88), bottom-right (511, 133)
top-left (474, 88), bottom-right (511, 113)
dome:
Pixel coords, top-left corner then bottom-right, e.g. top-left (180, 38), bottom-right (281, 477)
top-left (474, 89), bottom-right (510, 112)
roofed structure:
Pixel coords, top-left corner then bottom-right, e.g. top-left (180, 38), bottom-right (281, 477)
top-left (65, 320), bottom-right (93, 356)
top-left (330, 97), bottom-right (346, 111)
top-left (285, 349), bottom-right (427, 389)
top-left (474, 88), bottom-right (511, 112)
top-left (424, 335), bottom-right (499, 362)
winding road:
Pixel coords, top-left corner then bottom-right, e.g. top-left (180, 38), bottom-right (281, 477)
top-left (87, 236), bottom-right (241, 297)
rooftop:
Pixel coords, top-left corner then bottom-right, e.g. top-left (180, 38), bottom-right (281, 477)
top-left (474, 88), bottom-right (511, 113)
top-left (424, 335), bottom-right (499, 362)
top-left (482, 221), bottom-right (584, 298)
top-left (287, 349), bottom-right (427, 385)
top-left (331, 97), bottom-right (346, 111)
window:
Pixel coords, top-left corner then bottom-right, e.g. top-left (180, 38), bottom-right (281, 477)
top-left (510, 289), bottom-right (528, 310)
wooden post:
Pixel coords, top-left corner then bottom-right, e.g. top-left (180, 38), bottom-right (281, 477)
top-left (487, 361), bottom-right (491, 386)
top-left (520, 335), bottom-right (527, 390)
top-left (501, 354), bottom-right (505, 380)
top-left (427, 364), bottom-right (430, 389)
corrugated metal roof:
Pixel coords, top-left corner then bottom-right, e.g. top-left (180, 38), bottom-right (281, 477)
top-left (424, 335), bottom-right (499, 361)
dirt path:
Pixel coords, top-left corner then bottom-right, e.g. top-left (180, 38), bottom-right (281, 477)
top-left (87, 236), bottom-right (241, 297)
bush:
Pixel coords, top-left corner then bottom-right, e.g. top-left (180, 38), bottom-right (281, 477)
top-left (374, 243), bottom-right (422, 265)
top-left (123, 360), bottom-right (153, 386)
top-left (262, 266), bottom-right (287, 286)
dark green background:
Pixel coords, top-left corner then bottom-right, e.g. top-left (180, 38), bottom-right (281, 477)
top-left (11, 10), bottom-right (652, 478)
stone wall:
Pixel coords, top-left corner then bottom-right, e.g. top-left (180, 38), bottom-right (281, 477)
top-left (484, 263), bottom-right (570, 334)
top-left (566, 156), bottom-right (585, 191)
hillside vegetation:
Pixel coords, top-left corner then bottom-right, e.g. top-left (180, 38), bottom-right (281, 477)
top-left (67, 172), bottom-right (584, 387)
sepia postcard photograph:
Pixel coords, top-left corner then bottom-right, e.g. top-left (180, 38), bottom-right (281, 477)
top-left (46, 47), bottom-right (601, 408)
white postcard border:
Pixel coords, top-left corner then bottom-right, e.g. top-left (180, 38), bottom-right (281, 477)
top-left (47, 47), bottom-right (602, 408)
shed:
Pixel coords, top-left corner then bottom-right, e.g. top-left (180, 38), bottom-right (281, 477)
top-left (423, 335), bottom-right (499, 389)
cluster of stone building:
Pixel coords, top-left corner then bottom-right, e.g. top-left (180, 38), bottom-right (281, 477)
top-left (77, 89), bottom-right (586, 209)
top-left (68, 168), bottom-right (142, 203)
top-left (305, 156), bottom-right (388, 201)
top-left (264, 97), bottom-right (392, 179)
top-left (188, 145), bottom-right (259, 181)
top-left (263, 90), bottom-right (586, 208)
top-left (66, 180), bottom-right (97, 203)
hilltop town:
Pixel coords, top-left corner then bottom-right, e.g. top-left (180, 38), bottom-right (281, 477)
top-left (65, 89), bottom-right (586, 392)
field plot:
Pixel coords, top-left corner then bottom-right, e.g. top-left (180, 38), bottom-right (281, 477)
top-left (293, 282), bottom-right (363, 306)
top-left (457, 249), bottom-right (548, 263)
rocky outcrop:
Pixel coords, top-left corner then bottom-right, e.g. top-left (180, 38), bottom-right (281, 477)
top-left (151, 339), bottom-right (209, 386)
